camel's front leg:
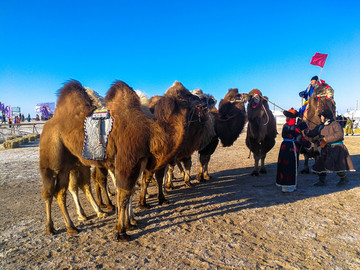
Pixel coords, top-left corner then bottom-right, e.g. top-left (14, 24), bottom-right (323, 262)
top-left (182, 157), bottom-right (192, 186)
top-left (155, 167), bottom-right (168, 205)
top-left (259, 155), bottom-right (267, 174)
top-left (251, 155), bottom-right (260, 176)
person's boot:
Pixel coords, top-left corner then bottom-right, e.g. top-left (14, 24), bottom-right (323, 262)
top-left (314, 175), bottom-right (326, 186)
top-left (337, 175), bottom-right (349, 187)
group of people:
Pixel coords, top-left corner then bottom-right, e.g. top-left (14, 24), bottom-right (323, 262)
top-left (275, 76), bottom-right (355, 193)
top-left (1, 110), bottom-right (32, 126)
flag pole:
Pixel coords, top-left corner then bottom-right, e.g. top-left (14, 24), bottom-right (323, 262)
top-left (318, 67), bottom-right (323, 81)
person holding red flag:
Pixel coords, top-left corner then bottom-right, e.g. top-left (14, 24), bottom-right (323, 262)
top-left (298, 75), bottom-right (319, 116)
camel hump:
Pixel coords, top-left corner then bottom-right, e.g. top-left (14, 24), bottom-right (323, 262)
top-left (105, 80), bottom-right (141, 110)
top-left (55, 80), bottom-right (96, 117)
top-left (165, 81), bottom-right (188, 97)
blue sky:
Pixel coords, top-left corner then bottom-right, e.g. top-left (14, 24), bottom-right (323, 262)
top-left (1, 0), bottom-right (360, 115)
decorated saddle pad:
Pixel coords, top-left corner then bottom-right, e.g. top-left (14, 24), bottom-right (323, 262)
top-left (82, 108), bottom-right (113, 161)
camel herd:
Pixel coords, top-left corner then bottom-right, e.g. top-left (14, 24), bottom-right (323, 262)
top-left (39, 79), bottom-right (284, 241)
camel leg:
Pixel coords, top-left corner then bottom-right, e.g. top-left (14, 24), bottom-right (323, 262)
top-left (55, 172), bottom-right (78, 235)
top-left (92, 168), bottom-right (107, 208)
top-left (114, 188), bottom-right (132, 242)
top-left (139, 169), bottom-right (152, 209)
top-left (198, 153), bottom-right (211, 182)
top-left (259, 155), bottom-right (267, 174)
top-left (182, 157), bottom-right (192, 186)
top-left (251, 155), bottom-right (260, 176)
top-left (41, 169), bottom-right (56, 234)
top-left (155, 167), bottom-right (168, 205)
top-left (78, 167), bottom-right (106, 218)
top-left (68, 169), bottom-right (88, 221)
top-left (165, 163), bottom-right (175, 190)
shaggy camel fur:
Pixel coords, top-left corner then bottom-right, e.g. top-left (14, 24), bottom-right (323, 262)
top-left (299, 82), bottom-right (336, 173)
top-left (244, 89), bottom-right (277, 176)
top-left (196, 88), bottom-right (247, 181)
top-left (40, 80), bottom-right (179, 241)
top-left (170, 88), bottom-right (247, 183)
top-left (164, 89), bottom-right (214, 188)
top-left (84, 82), bottom-right (206, 210)
top-left (138, 82), bottom-right (208, 208)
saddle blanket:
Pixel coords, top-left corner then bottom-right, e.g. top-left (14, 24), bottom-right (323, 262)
top-left (82, 108), bottom-right (113, 161)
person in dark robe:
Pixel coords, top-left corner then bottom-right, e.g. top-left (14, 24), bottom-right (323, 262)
top-left (305, 109), bottom-right (355, 186)
top-left (276, 108), bottom-right (310, 192)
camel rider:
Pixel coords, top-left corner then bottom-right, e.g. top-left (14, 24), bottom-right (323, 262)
top-left (299, 75), bottom-right (319, 116)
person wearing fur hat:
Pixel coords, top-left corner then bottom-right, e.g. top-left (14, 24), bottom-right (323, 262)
top-left (305, 109), bottom-right (355, 186)
top-left (298, 76), bottom-right (319, 116)
top-left (276, 108), bottom-right (310, 192)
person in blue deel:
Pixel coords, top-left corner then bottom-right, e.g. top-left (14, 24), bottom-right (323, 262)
top-left (299, 75), bottom-right (319, 116)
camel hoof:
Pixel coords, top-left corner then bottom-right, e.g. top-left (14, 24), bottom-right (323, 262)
top-left (165, 182), bottom-right (174, 190)
top-left (139, 203), bottom-right (151, 210)
top-left (67, 227), bottom-right (79, 235)
top-left (126, 224), bottom-right (137, 231)
top-left (114, 232), bottom-right (131, 242)
top-left (159, 199), bottom-right (169, 205)
top-left (45, 227), bottom-right (56, 235)
top-left (99, 203), bottom-right (107, 209)
top-left (184, 180), bottom-right (192, 187)
top-left (260, 168), bottom-right (267, 174)
top-left (251, 171), bottom-right (259, 176)
top-left (78, 215), bottom-right (88, 221)
top-left (106, 204), bottom-right (115, 211)
top-left (203, 174), bottom-right (211, 180)
top-left (97, 212), bottom-right (107, 218)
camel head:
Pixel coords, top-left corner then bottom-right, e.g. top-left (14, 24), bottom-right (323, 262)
top-left (245, 89), bottom-right (263, 109)
top-left (191, 89), bottom-right (217, 111)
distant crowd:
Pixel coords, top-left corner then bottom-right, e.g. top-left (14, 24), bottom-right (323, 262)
top-left (1, 110), bottom-right (54, 126)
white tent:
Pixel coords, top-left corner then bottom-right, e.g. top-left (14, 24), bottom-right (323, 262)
top-left (272, 110), bottom-right (286, 124)
top-left (344, 110), bottom-right (360, 128)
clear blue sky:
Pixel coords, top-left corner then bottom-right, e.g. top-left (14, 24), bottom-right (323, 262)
top-left (1, 0), bottom-right (360, 116)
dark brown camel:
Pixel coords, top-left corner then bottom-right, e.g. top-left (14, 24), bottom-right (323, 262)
top-left (244, 89), bottom-right (277, 176)
top-left (164, 89), bottom-right (214, 188)
top-left (195, 88), bottom-right (247, 181)
top-left (299, 82), bottom-right (336, 173)
top-left (40, 80), bottom-right (184, 241)
top-left (138, 82), bottom-right (208, 207)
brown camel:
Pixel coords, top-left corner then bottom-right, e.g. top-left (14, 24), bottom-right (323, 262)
top-left (244, 89), bottom-right (277, 176)
top-left (196, 88), bottom-right (247, 181)
top-left (299, 82), bottom-right (336, 173)
top-left (138, 82), bottom-right (208, 208)
top-left (164, 89), bottom-right (214, 188)
top-left (88, 82), bottom-right (206, 209)
top-left (40, 80), bottom-right (184, 241)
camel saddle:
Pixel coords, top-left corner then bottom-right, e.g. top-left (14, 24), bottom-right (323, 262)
top-left (82, 107), bottom-right (113, 161)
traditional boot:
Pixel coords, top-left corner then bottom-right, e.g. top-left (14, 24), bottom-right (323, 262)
top-left (314, 174), bottom-right (326, 186)
top-left (337, 175), bottom-right (349, 187)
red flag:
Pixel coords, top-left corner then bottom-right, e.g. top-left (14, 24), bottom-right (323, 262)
top-left (310, 52), bottom-right (328, 68)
